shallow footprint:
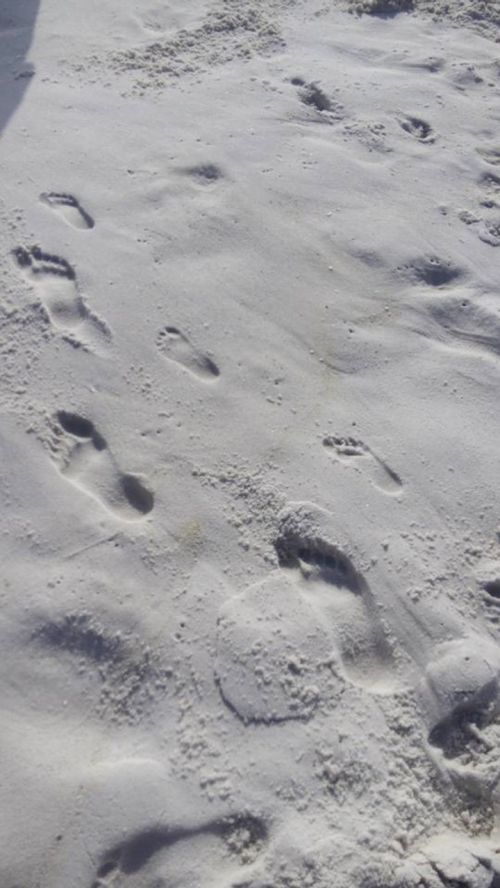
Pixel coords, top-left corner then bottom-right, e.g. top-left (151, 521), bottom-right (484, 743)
top-left (156, 326), bottom-right (219, 381)
top-left (13, 246), bottom-right (109, 344)
top-left (323, 435), bottom-right (402, 495)
top-left (427, 292), bottom-right (500, 357)
top-left (53, 411), bottom-right (154, 521)
top-left (40, 192), bottom-right (95, 229)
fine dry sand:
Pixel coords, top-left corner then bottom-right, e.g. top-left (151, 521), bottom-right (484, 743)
top-left (1, 1), bottom-right (500, 887)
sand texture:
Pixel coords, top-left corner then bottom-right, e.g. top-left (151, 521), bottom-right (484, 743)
top-left (1, 1), bottom-right (500, 887)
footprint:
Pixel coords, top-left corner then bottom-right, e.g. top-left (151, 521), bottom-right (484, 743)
top-left (398, 115), bottom-right (434, 142)
top-left (40, 192), bottom-right (95, 229)
top-left (474, 563), bottom-right (500, 628)
top-left (31, 610), bottom-right (170, 723)
top-left (290, 77), bottom-right (343, 119)
top-left (274, 504), bottom-right (400, 695)
top-left (323, 435), bottom-right (402, 495)
top-left (423, 637), bottom-right (500, 794)
top-left (425, 293), bottom-right (500, 357)
top-left (52, 410), bottom-right (154, 521)
top-left (298, 81), bottom-right (332, 112)
top-left (156, 326), bottom-right (219, 382)
top-left (91, 814), bottom-right (267, 888)
top-left (478, 218), bottom-right (500, 247)
top-left (183, 163), bottom-right (223, 184)
top-left (477, 146), bottom-right (500, 167)
top-left (400, 255), bottom-right (464, 287)
top-left (13, 246), bottom-right (110, 344)
top-left (351, 0), bottom-right (414, 17)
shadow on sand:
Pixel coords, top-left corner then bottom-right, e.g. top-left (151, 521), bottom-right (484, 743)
top-left (0, 0), bottom-right (41, 135)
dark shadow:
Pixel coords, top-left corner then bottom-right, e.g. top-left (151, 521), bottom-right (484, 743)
top-left (0, 0), bottom-right (41, 136)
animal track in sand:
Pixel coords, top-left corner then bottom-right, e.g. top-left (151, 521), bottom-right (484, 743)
top-left (322, 435), bottom-right (402, 495)
top-left (40, 192), bottom-right (95, 229)
top-left (399, 115), bottom-right (434, 142)
top-left (156, 326), bottom-right (219, 381)
top-left (91, 814), bottom-right (268, 888)
top-left (13, 246), bottom-right (110, 343)
top-left (274, 505), bottom-right (400, 695)
top-left (52, 410), bottom-right (154, 521)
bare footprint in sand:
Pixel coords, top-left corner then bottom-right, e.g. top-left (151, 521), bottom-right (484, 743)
top-left (13, 246), bottom-right (110, 345)
top-left (323, 435), bottom-right (402, 495)
top-left (398, 114), bottom-right (434, 143)
top-left (40, 192), bottom-right (95, 229)
top-left (215, 504), bottom-right (400, 725)
top-left (274, 504), bottom-right (401, 695)
top-left (52, 411), bottom-right (154, 521)
top-left (91, 814), bottom-right (267, 888)
top-left (156, 326), bottom-right (219, 381)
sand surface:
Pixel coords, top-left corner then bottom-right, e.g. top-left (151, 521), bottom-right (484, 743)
top-left (1, 1), bottom-right (500, 887)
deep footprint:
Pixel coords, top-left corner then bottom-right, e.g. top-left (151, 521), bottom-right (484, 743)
top-left (274, 505), bottom-right (399, 694)
top-left (13, 246), bottom-right (109, 342)
top-left (323, 435), bottom-right (402, 495)
top-left (156, 326), bottom-right (219, 381)
top-left (40, 192), bottom-right (95, 229)
top-left (401, 255), bottom-right (464, 287)
top-left (53, 411), bottom-right (154, 521)
top-left (292, 79), bottom-right (343, 119)
top-left (424, 638), bottom-right (500, 792)
top-left (399, 115), bottom-right (434, 142)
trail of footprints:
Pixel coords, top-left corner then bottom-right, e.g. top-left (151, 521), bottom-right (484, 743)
top-left (216, 502), bottom-right (500, 888)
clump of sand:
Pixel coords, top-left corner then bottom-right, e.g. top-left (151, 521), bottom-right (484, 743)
top-left (348, 0), bottom-right (500, 40)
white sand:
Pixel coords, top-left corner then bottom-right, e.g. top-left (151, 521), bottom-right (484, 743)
top-left (1, 1), bottom-right (500, 887)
